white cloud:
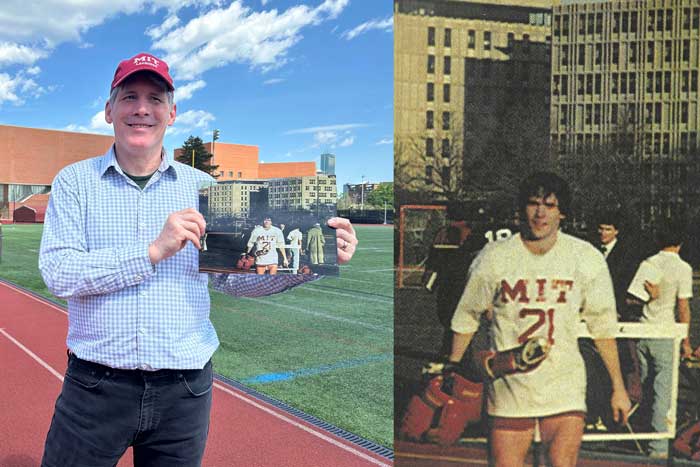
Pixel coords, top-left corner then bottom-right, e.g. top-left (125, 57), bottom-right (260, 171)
top-left (63, 110), bottom-right (113, 135)
top-left (147, 14), bottom-right (181, 40)
top-left (0, 1), bottom-right (221, 47)
top-left (0, 42), bottom-right (49, 67)
top-left (151, 0), bottom-right (349, 81)
top-left (0, 69), bottom-right (53, 105)
top-left (261, 0), bottom-right (269, 5)
top-left (341, 16), bottom-right (393, 40)
top-left (168, 109), bottom-right (215, 135)
top-left (338, 136), bottom-right (353, 147)
top-left (314, 131), bottom-right (337, 145)
top-left (263, 78), bottom-right (285, 85)
top-left (175, 79), bottom-right (206, 101)
top-left (285, 123), bottom-right (368, 135)
top-left (376, 138), bottom-right (392, 145)
top-left (25, 66), bottom-right (41, 75)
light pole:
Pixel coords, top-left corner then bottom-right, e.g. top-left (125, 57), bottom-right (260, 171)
top-left (360, 175), bottom-right (365, 212)
top-left (383, 200), bottom-right (387, 224)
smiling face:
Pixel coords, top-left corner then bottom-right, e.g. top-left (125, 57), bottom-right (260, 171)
top-left (263, 218), bottom-right (272, 229)
top-left (523, 193), bottom-right (564, 244)
top-left (105, 73), bottom-right (176, 163)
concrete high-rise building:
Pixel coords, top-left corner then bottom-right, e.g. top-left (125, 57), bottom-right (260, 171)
top-left (320, 153), bottom-right (336, 175)
top-left (551, 0), bottom-right (700, 226)
top-left (394, 0), bottom-right (553, 201)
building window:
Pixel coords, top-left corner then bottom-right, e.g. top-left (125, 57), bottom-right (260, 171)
top-left (693, 8), bottom-right (699, 29)
top-left (629, 43), bottom-right (637, 64)
top-left (629, 73), bottom-right (636, 95)
top-left (561, 45), bottom-right (569, 66)
top-left (427, 82), bottom-right (434, 101)
top-left (647, 41), bottom-right (654, 63)
top-left (682, 71), bottom-right (689, 92)
top-left (484, 31), bottom-right (491, 51)
top-left (427, 27), bottom-right (435, 46)
top-left (665, 9), bottom-right (673, 31)
top-left (648, 10), bottom-right (655, 32)
top-left (238, 172), bottom-right (242, 178)
top-left (613, 12), bottom-right (620, 33)
top-left (219, 171), bottom-right (224, 176)
top-left (427, 55), bottom-right (435, 73)
top-left (228, 171), bottom-right (233, 177)
top-left (631, 11), bottom-right (638, 33)
top-left (664, 71), bottom-right (671, 93)
top-left (443, 84), bottom-right (450, 103)
top-left (596, 13), bottom-right (602, 34)
top-left (444, 28), bottom-right (451, 47)
top-left (578, 14), bottom-right (586, 35)
top-left (683, 39), bottom-right (690, 62)
top-left (595, 44), bottom-right (602, 65)
top-left (578, 44), bottom-right (585, 66)
top-left (425, 165), bottom-right (433, 184)
top-left (682, 102), bottom-right (689, 124)
top-left (612, 43), bottom-right (619, 65)
top-left (441, 138), bottom-right (450, 158)
top-left (441, 167), bottom-right (451, 184)
top-left (426, 138), bottom-right (434, 157)
top-left (468, 30), bottom-right (475, 49)
top-left (595, 74), bottom-right (601, 94)
top-left (507, 32), bottom-right (514, 48)
top-left (664, 40), bottom-right (672, 63)
top-left (562, 14), bottom-right (569, 35)
top-left (426, 111), bottom-right (434, 129)
top-left (443, 56), bottom-right (451, 75)
top-left (442, 112), bottom-right (450, 130)
top-left (561, 75), bottom-right (568, 96)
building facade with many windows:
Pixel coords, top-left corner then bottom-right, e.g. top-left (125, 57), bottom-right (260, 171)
top-left (394, 0), bottom-right (553, 201)
top-left (268, 175), bottom-right (337, 211)
top-left (551, 0), bottom-right (700, 225)
top-left (205, 180), bottom-right (268, 218)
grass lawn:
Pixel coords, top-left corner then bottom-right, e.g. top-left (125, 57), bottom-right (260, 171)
top-left (0, 223), bottom-right (394, 448)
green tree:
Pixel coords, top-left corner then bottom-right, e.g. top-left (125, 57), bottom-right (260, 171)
top-left (367, 182), bottom-right (394, 208)
top-left (176, 135), bottom-right (219, 177)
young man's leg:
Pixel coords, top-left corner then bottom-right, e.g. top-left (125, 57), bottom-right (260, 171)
top-left (490, 418), bottom-right (535, 467)
top-left (539, 412), bottom-right (585, 467)
top-left (267, 264), bottom-right (278, 275)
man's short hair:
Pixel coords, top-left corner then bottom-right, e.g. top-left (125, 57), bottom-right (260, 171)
top-left (656, 219), bottom-right (686, 248)
top-left (109, 71), bottom-right (174, 109)
top-left (517, 171), bottom-right (571, 215)
top-left (596, 210), bottom-right (623, 230)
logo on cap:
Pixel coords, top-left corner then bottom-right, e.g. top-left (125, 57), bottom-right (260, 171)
top-left (134, 55), bottom-right (160, 68)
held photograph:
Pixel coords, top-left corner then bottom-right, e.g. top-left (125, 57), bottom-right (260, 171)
top-left (198, 181), bottom-right (339, 276)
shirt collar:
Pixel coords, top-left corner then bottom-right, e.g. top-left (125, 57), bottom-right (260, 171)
top-left (603, 237), bottom-right (618, 253)
top-left (99, 145), bottom-right (175, 179)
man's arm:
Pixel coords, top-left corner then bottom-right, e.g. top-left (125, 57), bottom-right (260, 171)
top-left (678, 298), bottom-right (692, 357)
top-left (39, 169), bottom-right (158, 299)
top-left (594, 339), bottom-right (631, 424)
top-left (449, 332), bottom-right (474, 363)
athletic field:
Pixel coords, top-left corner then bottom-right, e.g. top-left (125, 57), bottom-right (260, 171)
top-left (0, 223), bottom-right (393, 448)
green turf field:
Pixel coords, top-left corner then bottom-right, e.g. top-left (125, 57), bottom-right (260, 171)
top-left (0, 223), bottom-right (394, 448)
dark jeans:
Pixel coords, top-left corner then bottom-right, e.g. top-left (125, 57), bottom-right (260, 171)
top-left (41, 354), bottom-right (213, 467)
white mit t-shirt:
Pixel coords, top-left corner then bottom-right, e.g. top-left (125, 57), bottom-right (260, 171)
top-left (247, 226), bottom-right (285, 266)
top-left (452, 232), bottom-right (618, 418)
top-left (628, 250), bottom-right (693, 326)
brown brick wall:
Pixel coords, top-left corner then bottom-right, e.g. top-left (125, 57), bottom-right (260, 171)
top-left (0, 125), bottom-right (114, 185)
top-left (259, 162), bottom-right (316, 179)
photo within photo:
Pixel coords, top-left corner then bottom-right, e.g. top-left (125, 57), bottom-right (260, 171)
top-left (198, 180), bottom-right (339, 276)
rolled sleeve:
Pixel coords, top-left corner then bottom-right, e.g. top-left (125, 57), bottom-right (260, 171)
top-left (581, 264), bottom-right (619, 338)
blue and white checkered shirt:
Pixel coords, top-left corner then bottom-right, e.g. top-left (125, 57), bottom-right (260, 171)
top-left (39, 147), bottom-right (314, 370)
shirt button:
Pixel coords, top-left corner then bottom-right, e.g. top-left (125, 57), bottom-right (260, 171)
top-left (138, 328), bottom-right (146, 335)
top-left (135, 275), bottom-right (142, 282)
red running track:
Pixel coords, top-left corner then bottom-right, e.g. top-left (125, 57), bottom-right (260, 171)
top-left (0, 281), bottom-right (392, 467)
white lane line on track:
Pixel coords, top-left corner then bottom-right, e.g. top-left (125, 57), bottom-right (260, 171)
top-left (0, 328), bottom-right (65, 381)
top-left (213, 382), bottom-right (392, 467)
top-left (301, 286), bottom-right (392, 305)
top-left (1, 283), bottom-right (68, 316)
top-left (0, 327), bottom-right (390, 466)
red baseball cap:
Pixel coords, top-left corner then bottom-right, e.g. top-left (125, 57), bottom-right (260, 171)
top-left (111, 52), bottom-right (174, 92)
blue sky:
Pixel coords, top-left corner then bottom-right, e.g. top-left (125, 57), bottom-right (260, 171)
top-left (0, 0), bottom-right (393, 188)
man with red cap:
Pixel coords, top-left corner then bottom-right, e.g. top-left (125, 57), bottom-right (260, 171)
top-left (38, 52), bottom-right (359, 466)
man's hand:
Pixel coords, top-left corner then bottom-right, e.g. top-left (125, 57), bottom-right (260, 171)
top-left (610, 387), bottom-right (632, 425)
top-left (682, 339), bottom-right (693, 359)
top-left (328, 217), bottom-right (358, 264)
top-left (149, 208), bottom-right (205, 265)
top-left (644, 281), bottom-right (660, 301)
